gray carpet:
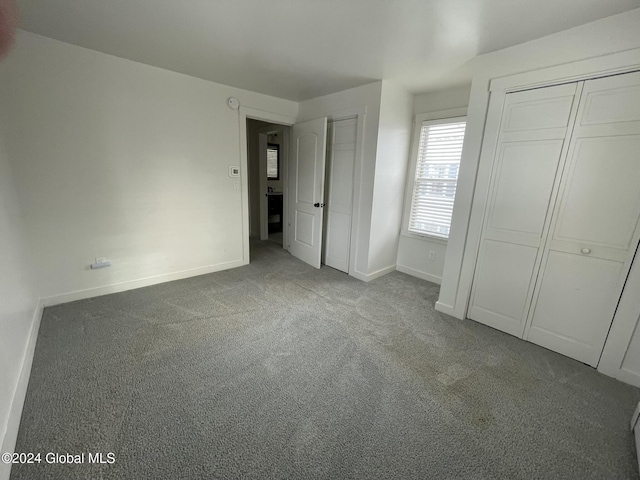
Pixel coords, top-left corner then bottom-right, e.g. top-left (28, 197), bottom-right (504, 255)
top-left (12, 240), bottom-right (640, 479)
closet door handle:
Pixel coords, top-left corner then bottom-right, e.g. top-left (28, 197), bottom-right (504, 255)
top-left (581, 248), bottom-right (591, 254)
top-left (313, 203), bottom-right (325, 208)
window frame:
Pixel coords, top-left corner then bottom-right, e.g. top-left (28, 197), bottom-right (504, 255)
top-left (401, 108), bottom-right (467, 243)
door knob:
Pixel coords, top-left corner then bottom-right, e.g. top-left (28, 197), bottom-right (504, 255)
top-left (581, 248), bottom-right (591, 254)
top-left (313, 203), bottom-right (325, 208)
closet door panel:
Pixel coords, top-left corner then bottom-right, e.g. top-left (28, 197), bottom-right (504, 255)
top-left (502, 85), bottom-right (578, 132)
top-left (487, 140), bottom-right (563, 236)
top-left (468, 82), bottom-right (579, 336)
top-left (552, 136), bottom-right (640, 249)
top-left (469, 240), bottom-right (538, 336)
top-left (327, 149), bottom-right (355, 207)
top-left (580, 75), bottom-right (640, 126)
top-left (323, 117), bottom-right (356, 273)
top-left (324, 211), bottom-right (351, 269)
top-left (526, 71), bottom-right (640, 366)
top-left (527, 252), bottom-right (623, 366)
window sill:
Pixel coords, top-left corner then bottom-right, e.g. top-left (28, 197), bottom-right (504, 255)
top-left (400, 230), bottom-right (448, 245)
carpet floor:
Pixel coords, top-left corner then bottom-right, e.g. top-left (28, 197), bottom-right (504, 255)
top-left (11, 240), bottom-right (640, 479)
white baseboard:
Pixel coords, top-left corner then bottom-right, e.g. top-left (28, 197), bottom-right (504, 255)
top-left (435, 300), bottom-right (461, 319)
top-left (0, 299), bottom-right (44, 480)
top-left (41, 259), bottom-right (246, 307)
top-left (396, 264), bottom-right (442, 285)
top-left (349, 270), bottom-right (368, 282)
top-left (350, 264), bottom-right (396, 283)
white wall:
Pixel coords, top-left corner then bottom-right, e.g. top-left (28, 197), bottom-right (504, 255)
top-left (437, 8), bottom-right (640, 318)
top-left (4, 31), bottom-right (298, 304)
top-left (367, 81), bottom-right (413, 276)
top-left (298, 82), bottom-right (383, 278)
top-left (396, 86), bottom-right (470, 284)
top-left (0, 69), bottom-right (40, 480)
top-left (412, 86), bottom-right (471, 116)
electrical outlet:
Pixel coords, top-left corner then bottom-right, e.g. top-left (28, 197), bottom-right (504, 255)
top-left (428, 250), bottom-right (436, 261)
top-left (91, 257), bottom-right (111, 269)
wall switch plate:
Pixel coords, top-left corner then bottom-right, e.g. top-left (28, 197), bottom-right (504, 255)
top-left (428, 250), bottom-right (436, 261)
top-left (229, 166), bottom-right (240, 177)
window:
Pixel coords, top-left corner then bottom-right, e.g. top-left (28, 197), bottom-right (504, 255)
top-left (267, 143), bottom-right (279, 180)
top-left (405, 116), bottom-right (466, 239)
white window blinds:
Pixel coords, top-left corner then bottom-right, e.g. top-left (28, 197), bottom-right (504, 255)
top-left (408, 119), bottom-right (466, 238)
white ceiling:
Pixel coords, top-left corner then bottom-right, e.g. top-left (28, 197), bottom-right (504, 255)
top-left (16, 0), bottom-right (640, 101)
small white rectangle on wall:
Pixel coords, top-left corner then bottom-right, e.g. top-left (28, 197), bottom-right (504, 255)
top-left (90, 260), bottom-right (111, 269)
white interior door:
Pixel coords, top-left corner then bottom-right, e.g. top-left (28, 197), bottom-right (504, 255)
top-left (468, 83), bottom-right (580, 336)
top-left (289, 117), bottom-right (328, 268)
top-left (525, 71), bottom-right (640, 366)
top-left (323, 117), bottom-right (357, 273)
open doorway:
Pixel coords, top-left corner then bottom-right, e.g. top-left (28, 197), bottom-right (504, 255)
top-left (246, 118), bottom-right (290, 248)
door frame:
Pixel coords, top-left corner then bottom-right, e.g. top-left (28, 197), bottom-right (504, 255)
top-left (239, 107), bottom-right (295, 264)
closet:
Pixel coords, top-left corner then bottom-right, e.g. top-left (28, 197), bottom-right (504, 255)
top-left (322, 117), bottom-right (357, 273)
top-left (468, 71), bottom-right (640, 367)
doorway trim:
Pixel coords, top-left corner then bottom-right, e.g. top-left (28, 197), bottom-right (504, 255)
top-left (239, 107), bottom-right (296, 265)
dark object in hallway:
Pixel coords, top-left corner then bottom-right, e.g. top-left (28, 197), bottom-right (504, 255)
top-left (268, 193), bottom-right (283, 234)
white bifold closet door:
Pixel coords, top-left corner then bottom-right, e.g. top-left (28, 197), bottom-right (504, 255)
top-left (525, 72), bottom-right (640, 366)
top-left (469, 71), bottom-right (640, 367)
top-left (468, 83), bottom-right (581, 337)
